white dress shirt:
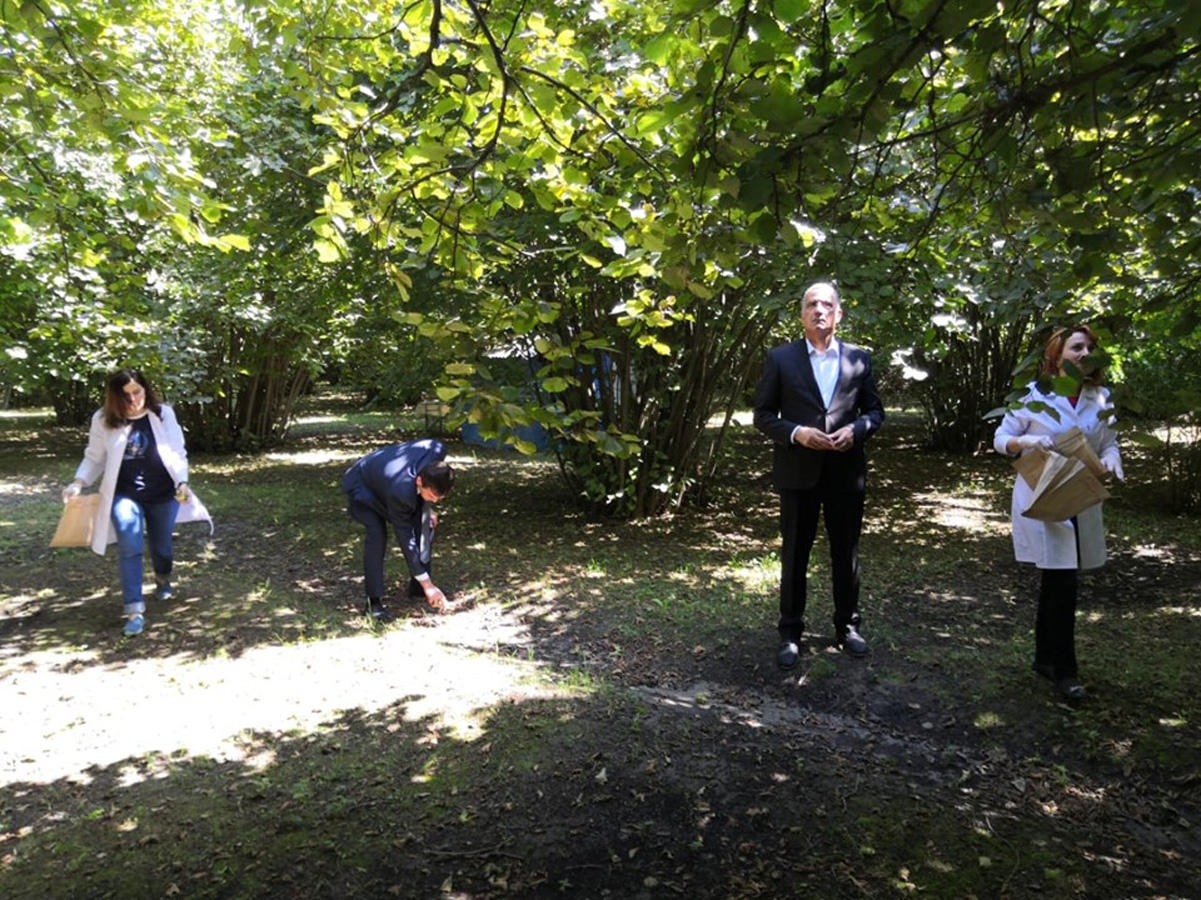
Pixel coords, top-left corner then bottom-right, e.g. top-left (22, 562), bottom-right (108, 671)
top-left (788, 337), bottom-right (841, 445)
top-left (807, 337), bottom-right (841, 408)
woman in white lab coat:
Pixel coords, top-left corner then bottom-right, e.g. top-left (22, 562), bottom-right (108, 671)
top-left (62, 369), bottom-right (211, 636)
top-left (994, 326), bottom-right (1124, 702)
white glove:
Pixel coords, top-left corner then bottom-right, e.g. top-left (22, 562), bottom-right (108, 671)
top-left (1102, 455), bottom-right (1125, 482)
top-left (61, 481), bottom-right (82, 503)
top-left (1015, 434), bottom-right (1054, 451)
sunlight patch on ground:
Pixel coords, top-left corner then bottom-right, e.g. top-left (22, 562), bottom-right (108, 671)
top-left (0, 410), bottom-right (52, 423)
top-left (1159, 605), bottom-right (1201, 618)
top-left (263, 449), bottom-right (359, 465)
top-left (292, 414), bottom-right (341, 426)
top-left (1129, 544), bottom-right (1176, 560)
top-left (258, 448), bottom-right (512, 468)
top-left (448, 452), bottom-right (554, 474)
top-left (0, 480), bottom-right (50, 497)
top-left (719, 556), bottom-right (777, 590)
top-left (910, 491), bottom-right (1009, 531)
top-left (0, 607), bottom-right (571, 790)
top-left (707, 410), bottom-right (754, 427)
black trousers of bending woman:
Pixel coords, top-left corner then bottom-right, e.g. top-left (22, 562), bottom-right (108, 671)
top-left (1035, 568), bottom-right (1078, 679)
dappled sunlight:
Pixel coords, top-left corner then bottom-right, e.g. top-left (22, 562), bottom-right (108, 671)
top-left (0, 410), bottom-right (53, 424)
top-left (1130, 544), bottom-right (1173, 559)
top-left (0, 587), bottom-right (110, 659)
top-left (707, 410), bottom-right (754, 428)
top-left (0, 612), bottom-right (572, 791)
top-left (292, 414), bottom-right (344, 426)
top-left (3, 400), bottom-right (1199, 897)
top-left (973, 711), bottom-right (1005, 730)
top-left (0, 479), bottom-right (54, 498)
top-left (263, 448), bottom-right (358, 465)
top-left (908, 491), bottom-right (1010, 533)
top-left (718, 555), bottom-right (778, 591)
top-left (256, 447), bottom-right (506, 470)
top-left (666, 566), bottom-right (703, 586)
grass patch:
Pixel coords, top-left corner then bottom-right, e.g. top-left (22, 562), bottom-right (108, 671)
top-left (1, 393), bottom-right (1198, 898)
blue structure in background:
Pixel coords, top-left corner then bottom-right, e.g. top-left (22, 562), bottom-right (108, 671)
top-left (460, 420), bottom-right (551, 452)
top-left (458, 346), bottom-right (613, 453)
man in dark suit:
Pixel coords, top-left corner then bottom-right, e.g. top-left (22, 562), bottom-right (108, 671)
top-left (753, 282), bottom-right (885, 668)
top-left (341, 439), bottom-right (455, 622)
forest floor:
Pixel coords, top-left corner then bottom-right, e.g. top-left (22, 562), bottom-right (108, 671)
top-left (1, 395), bottom-right (1199, 899)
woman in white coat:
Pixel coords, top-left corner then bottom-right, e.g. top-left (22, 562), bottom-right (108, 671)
top-left (62, 369), bottom-right (211, 636)
top-left (994, 325), bottom-right (1124, 702)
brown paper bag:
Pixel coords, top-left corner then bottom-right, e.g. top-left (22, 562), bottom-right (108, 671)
top-left (1020, 454), bottom-right (1110, 521)
top-left (1053, 427), bottom-right (1107, 479)
top-left (50, 494), bottom-right (101, 548)
top-left (1012, 446), bottom-right (1050, 489)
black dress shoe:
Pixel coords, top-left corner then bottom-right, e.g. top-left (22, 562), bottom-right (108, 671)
top-left (838, 625), bottom-right (868, 657)
top-left (777, 640), bottom-right (800, 671)
top-left (1057, 678), bottom-right (1086, 702)
top-left (365, 598), bottom-right (394, 623)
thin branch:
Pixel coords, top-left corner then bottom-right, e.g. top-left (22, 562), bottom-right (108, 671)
top-left (518, 65), bottom-right (667, 180)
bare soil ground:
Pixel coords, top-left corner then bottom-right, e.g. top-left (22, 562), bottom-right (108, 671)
top-left (1, 402), bottom-right (1199, 899)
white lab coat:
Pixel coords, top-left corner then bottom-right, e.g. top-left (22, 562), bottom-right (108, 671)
top-left (73, 404), bottom-right (213, 556)
top-left (993, 384), bottom-right (1121, 571)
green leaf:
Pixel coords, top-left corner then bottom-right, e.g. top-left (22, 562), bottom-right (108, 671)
top-left (314, 239), bottom-right (342, 263)
top-left (644, 32), bottom-right (674, 66)
top-left (773, 0), bottom-right (806, 24)
top-left (218, 233), bottom-right (251, 252)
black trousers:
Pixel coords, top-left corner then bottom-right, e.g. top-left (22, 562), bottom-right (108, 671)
top-left (1035, 568), bottom-right (1079, 678)
top-left (347, 499), bottom-right (433, 599)
top-left (777, 485), bottom-right (864, 640)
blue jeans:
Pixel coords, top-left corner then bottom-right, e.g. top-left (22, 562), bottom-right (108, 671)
top-left (111, 495), bottom-right (179, 615)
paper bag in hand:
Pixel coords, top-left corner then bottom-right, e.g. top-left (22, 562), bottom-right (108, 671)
top-left (1053, 426), bottom-right (1107, 479)
top-left (1012, 446), bottom-right (1050, 489)
top-left (50, 493), bottom-right (101, 548)
top-left (1020, 453), bottom-right (1110, 521)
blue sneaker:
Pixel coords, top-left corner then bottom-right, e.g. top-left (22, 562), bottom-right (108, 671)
top-left (155, 577), bottom-right (174, 601)
top-left (123, 614), bottom-right (145, 636)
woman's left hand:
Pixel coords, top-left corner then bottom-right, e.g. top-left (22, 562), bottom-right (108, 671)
top-left (1102, 457), bottom-right (1125, 482)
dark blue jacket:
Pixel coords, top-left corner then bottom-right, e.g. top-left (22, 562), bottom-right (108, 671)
top-left (342, 439), bottom-right (446, 575)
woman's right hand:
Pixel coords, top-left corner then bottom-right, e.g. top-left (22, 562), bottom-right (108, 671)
top-left (1014, 434), bottom-right (1054, 452)
top-left (61, 481), bottom-right (82, 503)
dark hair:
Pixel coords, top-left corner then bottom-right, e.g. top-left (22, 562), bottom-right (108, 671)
top-left (1040, 325), bottom-right (1104, 387)
top-left (102, 368), bottom-right (162, 428)
top-left (418, 461), bottom-right (455, 498)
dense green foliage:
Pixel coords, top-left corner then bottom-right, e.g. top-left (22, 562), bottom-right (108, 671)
top-left (2, 0), bottom-right (1198, 507)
